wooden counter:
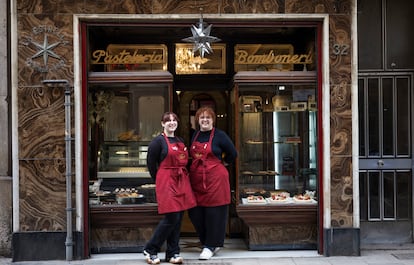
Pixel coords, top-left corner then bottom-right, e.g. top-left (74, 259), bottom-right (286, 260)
top-left (90, 203), bottom-right (163, 253)
top-left (90, 203), bottom-right (163, 228)
top-left (236, 203), bottom-right (317, 250)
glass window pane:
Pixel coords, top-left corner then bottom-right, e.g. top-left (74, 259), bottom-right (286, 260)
top-left (138, 95), bottom-right (164, 140)
top-left (396, 171), bottom-right (412, 219)
top-left (383, 172), bottom-right (395, 219)
top-left (103, 95), bottom-right (129, 141)
top-left (382, 78), bottom-right (394, 156)
top-left (357, 0), bottom-right (383, 69)
top-left (358, 78), bottom-right (366, 156)
top-left (359, 171), bottom-right (368, 220)
top-left (368, 78), bottom-right (380, 156)
top-left (237, 83), bottom-right (318, 201)
top-left (368, 171), bottom-right (381, 219)
top-left (386, 0), bottom-right (414, 69)
top-left (396, 77), bottom-right (410, 156)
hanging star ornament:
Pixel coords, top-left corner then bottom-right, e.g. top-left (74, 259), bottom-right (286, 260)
top-left (182, 13), bottom-right (221, 58)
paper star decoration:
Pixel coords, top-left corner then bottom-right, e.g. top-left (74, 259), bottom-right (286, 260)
top-left (182, 13), bottom-right (221, 58)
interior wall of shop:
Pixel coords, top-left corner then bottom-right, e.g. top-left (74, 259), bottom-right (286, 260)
top-left (0, 0), bottom-right (12, 257)
top-left (11, 0), bottom-right (356, 261)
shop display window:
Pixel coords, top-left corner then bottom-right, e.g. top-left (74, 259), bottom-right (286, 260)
top-left (88, 81), bottom-right (171, 206)
top-left (235, 77), bottom-right (318, 207)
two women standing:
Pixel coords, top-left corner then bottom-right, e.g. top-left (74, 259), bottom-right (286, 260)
top-left (144, 107), bottom-right (237, 264)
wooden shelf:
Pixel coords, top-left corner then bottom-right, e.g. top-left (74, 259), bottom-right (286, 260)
top-left (90, 204), bottom-right (162, 228)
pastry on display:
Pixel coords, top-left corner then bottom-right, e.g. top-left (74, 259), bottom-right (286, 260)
top-left (293, 194), bottom-right (313, 202)
top-left (117, 130), bottom-right (141, 141)
top-left (269, 191), bottom-right (290, 202)
top-left (246, 195), bottom-right (265, 203)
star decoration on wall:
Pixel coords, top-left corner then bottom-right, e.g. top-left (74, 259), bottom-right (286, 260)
top-left (182, 13), bottom-right (221, 58)
top-left (31, 34), bottom-right (62, 66)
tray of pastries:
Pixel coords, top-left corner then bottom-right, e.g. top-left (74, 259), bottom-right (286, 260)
top-left (114, 188), bottom-right (145, 204)
top-left (267, 191), bottom-right (290, 203)
top-left (246, 195), bottom-right (266, 204)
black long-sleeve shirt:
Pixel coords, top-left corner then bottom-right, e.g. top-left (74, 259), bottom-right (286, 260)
top-left (146, 134), bottom-right (183, 180)
top-left (191, 128), bottom-right (237, 165)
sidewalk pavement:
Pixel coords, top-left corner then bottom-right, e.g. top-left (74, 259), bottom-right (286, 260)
top-left (2, 240), bottom-right (414, 265)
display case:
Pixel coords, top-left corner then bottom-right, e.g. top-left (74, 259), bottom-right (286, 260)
top-left (87, 72), bottom-right (173, 253)
top-left (89, 140), bottom-right (156, 205)
top-left (233, 71), bottom-right (319, 250)
top-left (98, 141), bottom-right (151, 179)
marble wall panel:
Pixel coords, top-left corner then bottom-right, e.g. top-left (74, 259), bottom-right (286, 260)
top-left (151, 0), bottom-right (220, 14)
top-left (330, 84), bottom-right (352, 156)
top-left (17, 0), bottom-right (50, 14)
top-left (83, 0), bottom-right (284, 15)
top-left (330, 156), bottom-right (353, 227)
top-left (19, 160), bottom-right (67, 231)
top-left (220, 0), bottom-right (282, 13)
top-left (17, 85), bottom-right (75, 231)
top-left (18, 86), bottom-right (66, 158)
top-left (329, 15), bottom-right (352, 85)
top-left (327, 11), bottom-right (353, 228)
top-left (286, 0), bottom-right (351, 14)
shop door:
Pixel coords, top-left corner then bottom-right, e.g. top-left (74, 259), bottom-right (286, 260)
top-left (358, 73), bottom-right (413, 244)
top-left (176, 91), bottom-right (235, 235)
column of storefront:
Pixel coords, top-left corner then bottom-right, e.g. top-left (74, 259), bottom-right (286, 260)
top-left (0, 0), bottom-right (12, 257)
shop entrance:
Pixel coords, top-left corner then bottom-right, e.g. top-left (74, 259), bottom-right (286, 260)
top-left (358, 73), bottom-right (413, 244)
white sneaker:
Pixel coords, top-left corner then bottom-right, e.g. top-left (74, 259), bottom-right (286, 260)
top-left (168, 254), bottom-right (183, 264)
top-left (199, 248), bottom-right (213, 260)
top-left (143, 250), bottom-right (161, 264)
top-left (199, 247), bottom-right (220, 260)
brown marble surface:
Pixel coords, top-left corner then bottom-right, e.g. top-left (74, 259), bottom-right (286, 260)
top-left (245, 224), bottom-right (317, 247)
top-left (90, 227), bottom-right (153, 252)
top-left (16, 0), bottom-right (354, 232)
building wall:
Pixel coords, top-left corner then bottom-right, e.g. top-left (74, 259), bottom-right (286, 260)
top-left (11, 0), bottom-right (355, 259)
top-left (0, 0), bottom-right (12, 258)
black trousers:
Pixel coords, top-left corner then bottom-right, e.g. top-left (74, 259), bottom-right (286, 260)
top-left (144, 211), bottom-right (184, 259)
top-left (188, 204), bottom-right (228, 248)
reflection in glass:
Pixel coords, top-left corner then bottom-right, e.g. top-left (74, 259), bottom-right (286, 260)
top-left (396, 77), bottom-right (410, 156)
top-left (383, 171), bottom-right (395, 219)
top-left (368, 171), bottom-right (380, 219)
top-left (396, 171), bottom-right (411, 219)
top-left (368, 78), bottom-right (380, 156)
top-left (382, 78), bottom-right (393, 156)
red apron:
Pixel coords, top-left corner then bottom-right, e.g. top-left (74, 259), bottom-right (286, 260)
top-left (155, 134), bottom-right (196, 214)
top-left (189, 128), bottom-right (230, 207)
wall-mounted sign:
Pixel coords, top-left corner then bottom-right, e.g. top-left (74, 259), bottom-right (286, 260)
top-left (234, 44), bottom-right (313, 72)
top-left (175, 43), bottom-right (226, 75)
top-left (90, 44), bottom-right (167, 71)
top-left (21, 25), bottom-right (69, 73)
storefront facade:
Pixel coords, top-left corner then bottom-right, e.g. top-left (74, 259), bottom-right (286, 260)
top-left (6, 0), bottom-right (369, 261)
